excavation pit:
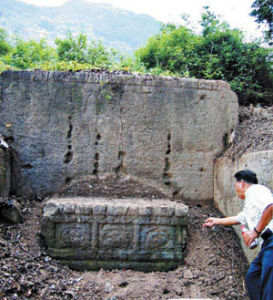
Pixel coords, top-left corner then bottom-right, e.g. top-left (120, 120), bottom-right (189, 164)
top-left (41, 197), bottom-right (189, 272)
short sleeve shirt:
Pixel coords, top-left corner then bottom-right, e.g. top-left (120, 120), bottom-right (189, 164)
top-left (236, 184), bottom-right (273, 244)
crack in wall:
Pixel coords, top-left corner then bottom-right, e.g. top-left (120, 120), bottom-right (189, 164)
top-left (115, 85), bottom-right (126, 177)
top-left (115, 151), bottom-right (126, 177)
top-left (162, 132), bottom-right (182, 199)
top-left (163, 133), bottom-right (172, 186)
top-left (67, 116), bottom-right (73, 139)
top-left (63, 115), bottom-right (73, 164)
top-left (93, 133), bottom-right (101, 175)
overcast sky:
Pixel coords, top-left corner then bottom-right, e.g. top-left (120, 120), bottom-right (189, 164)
top-left (20, 0), bottom-right (264, 40)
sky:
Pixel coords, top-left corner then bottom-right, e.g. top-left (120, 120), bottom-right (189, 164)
top-left (20, 0), bottom-right (264, 40)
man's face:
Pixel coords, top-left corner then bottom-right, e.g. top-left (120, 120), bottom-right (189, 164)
top-left (235, 180), bottom-right (246, 199)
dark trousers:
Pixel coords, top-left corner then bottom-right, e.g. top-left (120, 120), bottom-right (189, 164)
top-left (245, 235), bottom-right (273, 300)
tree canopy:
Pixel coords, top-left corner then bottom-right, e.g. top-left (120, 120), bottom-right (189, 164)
top-left (136, 7), bottom-right (273, 105)
top-left (0, 7), bottom-right (272, 106)
top-left (0, 28), bottom-right (11, 56)
top-left (250, 0), bottom-right (273, 43)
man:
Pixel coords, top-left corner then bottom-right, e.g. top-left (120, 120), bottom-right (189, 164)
top-left (203, 169), bottom-right (273, 300)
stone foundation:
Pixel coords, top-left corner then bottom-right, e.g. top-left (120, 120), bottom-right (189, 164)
top-left (41, 197), bottom-right (189, 271)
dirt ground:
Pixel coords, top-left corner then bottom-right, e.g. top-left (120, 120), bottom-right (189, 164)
top-left (0, 198), bottom-right (249, 300)
top-left (223, 105), bottom-right (273, 160)
top-left (2, 105), bottom-right (272, 300)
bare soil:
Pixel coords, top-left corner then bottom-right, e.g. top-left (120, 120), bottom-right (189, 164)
top-left (0, 198), bottom-right (249, 300)
top-left (3, 105), bottom-right (271, 300)
top-left (223, 106), bottom-right (273, 160)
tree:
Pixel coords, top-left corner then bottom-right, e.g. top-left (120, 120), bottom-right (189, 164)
top-left (136, 8), bottom-right (273, 106)
top-left (197, 8), bottom-right (272, 105)
top-left (55, 32), bottom-right (121, 68)
top-left (87, 40), bottom-right (119, 68)
top-left (136, 24), bottom-right (201, 77)
top-left (0, 28), bottom-right (11, 56)
top-left (4, 38), bottom-right (55, 69)
top-left (55, 32), bottom-right (88, 63)
top-left (251, 0), bottom-right (273, 43)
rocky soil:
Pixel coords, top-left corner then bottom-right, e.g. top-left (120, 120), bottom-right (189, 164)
top-left (2, 104), bottom-right (271, 299)
top-left (223, 105), bottom-right (273, 160)
top-left (0, 197), bottom-right (249, 300)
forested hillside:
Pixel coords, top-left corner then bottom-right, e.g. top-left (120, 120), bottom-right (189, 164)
top-left (0, 5), bottom-right (272, 106)
top-left (0, 0), bottom-right (161, 53)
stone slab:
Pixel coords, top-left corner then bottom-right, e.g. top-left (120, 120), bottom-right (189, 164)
top-left (0, 199), bottom-right (23, 223)
top-left (0, 70), bottom-right (238, 201)
top-left (41, 197), bottom-right (189, 271)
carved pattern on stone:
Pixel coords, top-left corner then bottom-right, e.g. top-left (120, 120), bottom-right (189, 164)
top-left (41, 197), bottom-right (189, 270)
top-left (141, 225), bottom-right (175, 250)
top-left (55, 223), bottom-right (91, 248)
top-left (99, 224), bottom-right (134, 249)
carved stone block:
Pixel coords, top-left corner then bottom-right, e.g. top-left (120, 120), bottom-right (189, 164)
top-left (99, 224), bottom-right (134, 249)
top-left (55, 223), bottom-right (91, 248)
top-left (41, 197), bottom-right (189, 271)
top-left (140, 225), bottom-right (175, 250)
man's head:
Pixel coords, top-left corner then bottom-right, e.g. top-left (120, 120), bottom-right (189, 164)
top-left (234, 169), bottom-right (258, 199)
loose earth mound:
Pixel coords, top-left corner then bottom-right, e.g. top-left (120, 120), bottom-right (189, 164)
top-left (0, 198), bottom-right (248, 299)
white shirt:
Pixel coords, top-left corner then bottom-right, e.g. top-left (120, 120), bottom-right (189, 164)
top-left (236, 184), bottom-right (273, 246)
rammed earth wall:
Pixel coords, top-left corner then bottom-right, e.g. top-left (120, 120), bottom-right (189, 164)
top-left (0, 71), bottom-right (238, 200)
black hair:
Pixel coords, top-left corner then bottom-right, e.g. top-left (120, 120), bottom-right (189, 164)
top-left (234, 169), bottom-right (258, 184)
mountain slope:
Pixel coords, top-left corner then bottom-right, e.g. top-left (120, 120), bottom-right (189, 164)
top-left (0, 0), bottom-right (161, 53)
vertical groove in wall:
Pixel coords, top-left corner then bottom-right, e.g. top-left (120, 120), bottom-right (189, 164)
top-left (63, 115), bottom-right (73, 164)
top-left (162, 132), bottom-right (182, 199)
top-left (93, 133), bottom-right (101, 176)
top-left (163, 132), bottom-right (172, 186)
top-left (116, 85), bottom-right (126, 177)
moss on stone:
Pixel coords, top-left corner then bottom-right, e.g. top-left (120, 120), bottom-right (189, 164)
top-left (61, 259), bottom-right (182, 272)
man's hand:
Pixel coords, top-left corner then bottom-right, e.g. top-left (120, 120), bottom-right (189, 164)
top-left (242, 230), bottom-right (259, 247)
top-left (203, 217), bottom-right (220, 228)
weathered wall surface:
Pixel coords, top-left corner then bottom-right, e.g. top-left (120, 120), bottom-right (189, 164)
top-left (0, 148), bottom-right (11, 197)
top-left (0, 70), bottom-right (238, 199)
top-left (214, 150), bottom-right (273, 262)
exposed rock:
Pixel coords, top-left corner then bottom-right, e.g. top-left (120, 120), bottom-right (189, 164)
top-left (183, 269), bottom-right (193, 279)
top-left (0, 198), bottom-right (23, 223)
top-left (0, 71), bottom-right (238, 201)
top-left (0, 134), bottom-right (9, 150)
top-left (0, 148), bottom-right (11, 198)
top-left (105, 282), bottom-right (114, 293)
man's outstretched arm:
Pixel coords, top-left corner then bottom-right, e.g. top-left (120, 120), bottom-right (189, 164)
top-left (203, 216), bottom-right (240, 228)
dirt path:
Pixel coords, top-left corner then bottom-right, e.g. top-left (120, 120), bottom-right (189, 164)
top-left (0, 199), bottom-right (249, 300)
